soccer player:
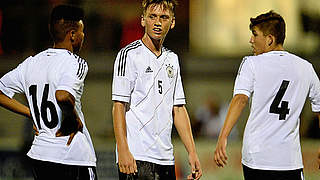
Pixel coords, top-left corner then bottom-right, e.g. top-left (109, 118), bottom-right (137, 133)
top-left (0, 5), bottom-right (97, 180)
top-left (112, 0), bottom-right (202, 179)
top-left (214, 10), bottom-right (320, 179)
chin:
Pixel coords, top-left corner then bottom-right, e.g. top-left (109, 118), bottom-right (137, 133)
top-left (151, 35), bottom-right (163, 41)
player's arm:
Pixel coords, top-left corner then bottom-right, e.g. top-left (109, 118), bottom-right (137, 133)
top-left (55, 90), bottom-right (83, 145)
top-left (0, 90), bottom-right (31, 118)
top-left (112, 101), bottom-right (137, 175)
top-left (173, 105), bottom-right (202, 180)
top-left (316, 112), bottom-right (320, 169)
top-left (214, 94), bottom-right (248, 168)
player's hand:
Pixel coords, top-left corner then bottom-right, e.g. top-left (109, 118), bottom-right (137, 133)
top-left (318, 148), bottom-right (320, 169)
top-left (56, 116), bottom-right (83, 146)
top-left (118, 149), bottom-right (138, 175)
top-left (187, 153), bottom-right (202, 180)
top-left (214, 137), bottom-right (228, 168)
top-left (33, 124), bottom-right (39, 136)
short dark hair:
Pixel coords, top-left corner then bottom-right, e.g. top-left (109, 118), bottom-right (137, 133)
top-left (49, 5), bottom-right (84, 43)
top-left (142, 0), bottom-right (178, 15)
top-left (249, 10), bottom-right (286, 45)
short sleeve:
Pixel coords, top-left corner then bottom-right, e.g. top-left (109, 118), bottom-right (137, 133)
top-left (112, 49), bottom-right (136, 103)
top-left (174, 64), bottom-right (186, 105)
top-left (308, 65), bottom-right (320, 112)
top-left (0, 58), bottom-right (29, 98)
top-left (233, 57), bottom-right (254, 97)
top-left (56, 57), bottom-right (88, 98)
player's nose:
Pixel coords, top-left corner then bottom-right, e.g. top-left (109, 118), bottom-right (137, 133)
top-left (249, 36), bottom-right (254, 44)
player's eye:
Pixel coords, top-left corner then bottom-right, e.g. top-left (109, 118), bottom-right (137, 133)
top-left (160, 15), bottom-right (169, 20)
top-left (149, 14), bottom-right (156, 19)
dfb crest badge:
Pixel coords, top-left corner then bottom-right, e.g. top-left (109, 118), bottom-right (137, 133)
top-left (166, 64), bottom-right (174, 78)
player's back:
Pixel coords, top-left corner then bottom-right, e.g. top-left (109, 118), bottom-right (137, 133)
top-left (22, 49), bottom-right (76, 137)
top-left (248, 51), bottom-right (313, 123)
top-left (17, 48), bottom-right (96, 166)
top-left (240, 51), bottom-right (319, 170)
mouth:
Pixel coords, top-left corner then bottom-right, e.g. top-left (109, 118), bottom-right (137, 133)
top-left (153, 28), bottom-right (162, 34)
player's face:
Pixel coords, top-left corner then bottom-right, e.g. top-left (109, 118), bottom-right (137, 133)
top-left (141, 4), bottom-right (175, 41)
top-left (72, 20), bottom-right (84, 54)
top-left (249, 26), bottom-right (268, 55)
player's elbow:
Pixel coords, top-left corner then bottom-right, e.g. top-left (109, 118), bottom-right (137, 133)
top-left (55, 90), bottom-right (75, 105)
top-left (233, 94), bottom-right (249, 106)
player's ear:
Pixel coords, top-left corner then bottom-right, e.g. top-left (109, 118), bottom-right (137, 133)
top-left (70, 30), bottom-right (76, 43)
top-left (267, 34), bottom-right (274, 47)
top-left (141, 14), bottom-right (146, 27)
top-left (170, 17), bottom-right (175, 29)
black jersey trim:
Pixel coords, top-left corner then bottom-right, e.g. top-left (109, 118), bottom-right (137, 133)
top-left (118, 41), bottom-right (142, 76)
top-left (117, 41), bottom-right (140, 76)
top-left (79, 63), bottom-right (87, 79)
top-left (76, 57), bottom-right (87, 79)
top-left (238, 57), bottom-right (248, 75)
top-left (122, 44), bottom-right (142, 76)
top-left (175, 97), bottom-right (186, 100)
top-left (0, 80), bottom-right (7, 88)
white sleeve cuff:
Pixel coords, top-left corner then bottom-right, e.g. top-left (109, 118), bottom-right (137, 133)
top-left (112, 94), bottom-right (130, 103)
top-left (174, 97), bottom-right (186, 105)
top-left (233, 89), bottom-right (251, 98)
top-left (0, 83), bottom-right (15, 98)
top-left (311, 104), bottom-right (320, 112)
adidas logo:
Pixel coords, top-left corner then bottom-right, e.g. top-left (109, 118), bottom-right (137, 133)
top-left (145, 66), bottom-right (153, 73)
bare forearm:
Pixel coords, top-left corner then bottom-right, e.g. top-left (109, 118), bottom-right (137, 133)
top-left (174, 105), bottom-right (197, 155)
top-left (317, 113), bottom-right (320, 128)
top-left (55, 90), bottom-right (81, 135)
top-left (219, 94), bottom-right (248, 139)
top-left (112, 101), bottom-right (129, 151)
top-left (0, 92), bottom-right (30, 118)
top-left (56, 90), bottom-right (76, 118)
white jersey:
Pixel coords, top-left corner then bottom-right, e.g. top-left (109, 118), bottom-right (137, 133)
top-left (112, 40), bottom-right (186, 165)
top-left (234, 51), bottom-right (320, 170)
top-left (0, 48), bottom-right (96, 166)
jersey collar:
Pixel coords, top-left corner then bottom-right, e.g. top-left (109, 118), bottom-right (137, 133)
top-left (265, 50), bottom-right (288, 55)
top-left (140, 40), bottom-right (166, 59)
top-left (47, 48), bottom-right (70, 53)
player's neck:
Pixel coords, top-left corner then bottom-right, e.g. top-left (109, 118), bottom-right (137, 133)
top-left (142, 34), bottom-right (163, 57)
top-left (268, 44), bottom-right (284, 53)
top-left (53, 42), bottom-right (73, 53)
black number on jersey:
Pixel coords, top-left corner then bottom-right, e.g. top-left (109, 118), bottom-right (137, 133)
top-left (158, 80), bottom-right (163, 94)
top-left (29, 84), bottom-right (58, 129)
top-left (269, 80), bottom-right (290, 120)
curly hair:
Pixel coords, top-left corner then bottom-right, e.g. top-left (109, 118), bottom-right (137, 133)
top-left (49, 5), bottom-right (84, 43)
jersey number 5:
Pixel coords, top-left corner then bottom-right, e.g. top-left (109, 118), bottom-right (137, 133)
top-left (158, 80), bottom-right (163, 94)
top-left (29, 84), bottom-right (58, 129)
top-left (269, 80), bottom-right (290, 120)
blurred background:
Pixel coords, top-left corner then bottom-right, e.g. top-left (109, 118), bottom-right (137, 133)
top-left (0, 0), bottom-right (320, 179)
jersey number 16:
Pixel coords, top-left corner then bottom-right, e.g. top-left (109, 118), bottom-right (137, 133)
top-left (29, 84), bottom-right (58, 129)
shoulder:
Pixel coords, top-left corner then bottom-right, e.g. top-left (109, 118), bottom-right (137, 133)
top-left (118, 40), bottom-right (143, 58)
top-left (163, 46), bottom-right (179, 62)
top-left (57, 52), bottom-right (88, 79)
top-left (287, 52), bottom-right (312, 65)
top-left (239, 56), bottom-right (253, 67)
top-left (163, 47), bottom-right (177, 57)
top-left (63, 52), bottom-right (88, 70)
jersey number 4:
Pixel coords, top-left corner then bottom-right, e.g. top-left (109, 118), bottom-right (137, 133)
top-left (269, 80), bottom-right (290, 120)
top-left (29, 84), bottom-right (58, 129)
